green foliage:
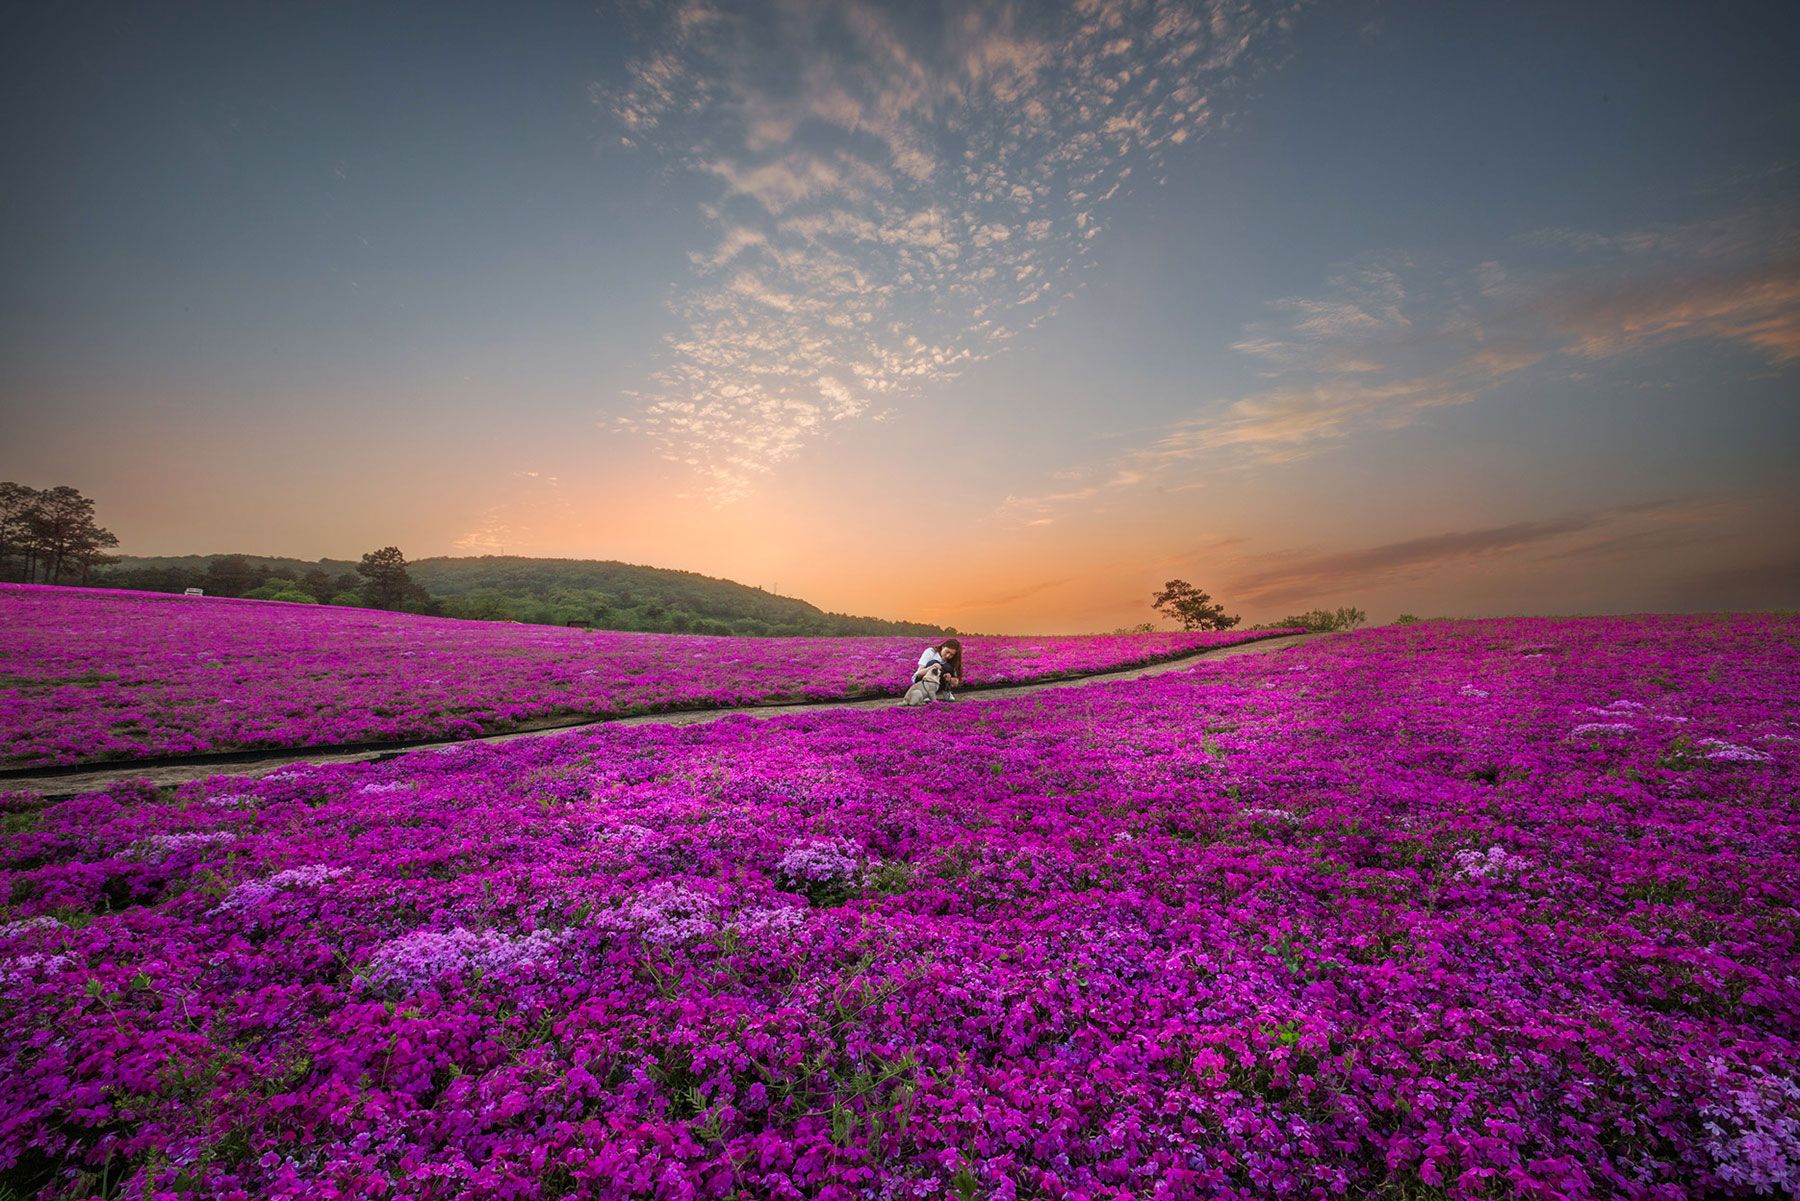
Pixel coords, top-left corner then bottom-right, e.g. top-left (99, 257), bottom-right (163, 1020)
top-left (406, 556), bottom-right (942, 636)
top-left (357, 546), bottom-right (415, 611)
top-left (441, 588), bottom-right (515, 622)
top-left (0, 482), bottom-right (119, 585)
top-left (1252, 606), bottom-right (1368, 633)
top-left (90, 553), bottom-right (947, 637)
top-left (1151, 579), bottom-right (1241, 631)
top-left (1110, 621), bottom-right (1158, 634)
top-left (243, 577), bottom-right (318, 603)
top-left (203, 554), bottom-right (266, 598)
top-left (298, 568), bottom-right (338, 602)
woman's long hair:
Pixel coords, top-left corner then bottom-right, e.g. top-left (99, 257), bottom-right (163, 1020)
top-left (933, 637), bottom-right (963, 674)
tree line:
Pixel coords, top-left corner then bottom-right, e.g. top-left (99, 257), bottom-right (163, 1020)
top-left (0, 484), bottom-right (120, 585)
top-left (95, 548), bottom-right (435, 612)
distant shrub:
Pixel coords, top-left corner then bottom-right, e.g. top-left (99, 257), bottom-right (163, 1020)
top-left (245, 578), bottom-right (317, 604)
top-left (328, 591), bottom-right (364, 607)
top-left (1109, 622), bottom-right (1158, 634)
top-left (1252, 606), bottom-right (1367, 633)
top-left (243, 577), bottom-right (299, 601)
top-left (442, 589), bottom-right (515, 622)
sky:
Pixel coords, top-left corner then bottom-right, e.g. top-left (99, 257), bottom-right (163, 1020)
top-left (2, 0), bottom-right (1796, 633)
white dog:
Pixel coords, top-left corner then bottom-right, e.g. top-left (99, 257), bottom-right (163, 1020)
top-left (900, 662), bottom-right (942, 706)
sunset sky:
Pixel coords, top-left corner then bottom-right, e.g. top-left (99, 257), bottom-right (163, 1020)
top-left (3, 0), bottom-right (1796, 633)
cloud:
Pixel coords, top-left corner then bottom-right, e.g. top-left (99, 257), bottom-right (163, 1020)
top-left (957, 575), bottom-right (1081, 609)
top-left (1538, 259), bottom-right (1800, 364)
top-left (597, 0), bottom-right (1304, 500)
top-left (995, 341), bottom-right (1524, 520)
top-left (1223, 499), bottom-right (1721, 606)
top-left (1232, 255), bottom-right (1413, 368)
top-left (451, 471), bottom-right (573, 555)
top-left (998, 196), bottom-right (1799, 524)
top-left (1229, 516), bottom-right (1599, 602)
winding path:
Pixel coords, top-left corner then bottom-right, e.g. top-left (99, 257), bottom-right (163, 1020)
top-left (2, 632), bottom-right (1333, 800)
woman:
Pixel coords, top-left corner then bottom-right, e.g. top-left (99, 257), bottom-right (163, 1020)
top-left (913, 637), bottom-right (964, 701)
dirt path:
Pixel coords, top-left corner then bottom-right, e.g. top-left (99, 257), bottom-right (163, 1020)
top-left (2, 632), bottom-right (1334, 800)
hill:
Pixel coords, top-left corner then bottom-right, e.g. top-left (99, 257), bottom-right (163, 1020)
top-left (91, 554), bottom-right (947, 638)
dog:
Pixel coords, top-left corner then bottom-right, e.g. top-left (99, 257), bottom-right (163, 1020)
top-left (900, 662), bottom-right (942, 706)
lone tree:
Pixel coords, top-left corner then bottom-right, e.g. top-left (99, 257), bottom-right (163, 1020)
top-left (1151, 579), bottom-right (1240, 631)
top-left (357, 546), bottom-right (415, 610)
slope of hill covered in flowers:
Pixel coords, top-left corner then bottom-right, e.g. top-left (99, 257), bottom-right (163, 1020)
top-left (2, 612), bottom-right (1796, 1198)
top-left (0, 585), bottom-right (1291, 768)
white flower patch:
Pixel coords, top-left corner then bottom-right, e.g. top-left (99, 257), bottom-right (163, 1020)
top-left (1242, 807), bottom-right (1300, 826)
top-left (0, 953), bottom-right (73, 988)
top-left (130, 831), bottom-right (236, 860)
top-left (737, 904), bottom-right (809, 934)
top-left (1571, 722), bottom-right (1635, 738)
top-left (0, 916), bottom-right (64, 940)
top-left (1452, 845), bottom-right (1530, 881)
top-left (217, 864), bottom-right (350, 912)
top-left (359, 926), bottom-right (568, 990)
top-left (600, 881), bottom-right (720, 945)
top-left (1458, 684), bottom-right (1490, 699)
top-left (776, 837), bottom-right (869, 888)
top-left (594, 822), bottom-right (664, 848)
top-left (1702, 740), bottom-right (1773, 765)
top-left (357, 782), bottom-right (412, 795)
top-left (1700, 1058), bottom-right (1800, 1195)
top-left (204, 792), bottom-right (259, 809)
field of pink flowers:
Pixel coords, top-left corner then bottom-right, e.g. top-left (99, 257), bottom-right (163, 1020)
top-left (2, 612), bottom-right (1796, 1199)
top-left (0, 585), bottom-right (1292, 768)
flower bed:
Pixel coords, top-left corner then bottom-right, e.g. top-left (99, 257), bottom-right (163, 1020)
top-left (2, 613), bottom-right (1796, 1197)
top-left (0, 585), bottom-right (1293, 767)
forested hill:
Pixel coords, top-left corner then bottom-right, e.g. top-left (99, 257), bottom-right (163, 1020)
top-left (91, 554), bottom-right (948, 638)
top-left (407, 556), bottom-right (944, 636)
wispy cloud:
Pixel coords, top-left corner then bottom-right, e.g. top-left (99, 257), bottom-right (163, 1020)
top-left (597, 0), bottom-right (1303, 500)
top-left (452, 471), bottom-right (572, 554)
top-left (956, 575), bottom-right (1082, 610)
top-left (1231, 255), bottom-right (1414, 369)
top-left (1223, 498), bottom-right (1726, 606)
top-left (1537, 260), bottom-right (1800, 363)
top-left (1000, 197), bottom-right (1800, 522)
